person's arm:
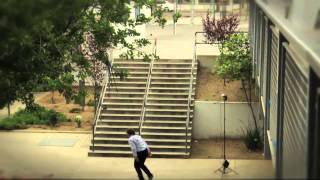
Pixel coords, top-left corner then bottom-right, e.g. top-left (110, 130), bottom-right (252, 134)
top-left (147, 147), bottom-right (152, 157)
top-left (128, 139), bottom-right (138, 161)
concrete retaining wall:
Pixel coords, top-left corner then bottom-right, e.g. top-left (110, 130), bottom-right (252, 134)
top-left (193, 101), bottom-right (261, 139)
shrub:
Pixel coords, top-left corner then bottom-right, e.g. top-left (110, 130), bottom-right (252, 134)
top-left (75, 115), bottom-right (82, 128)
top-left (69, 108), bottom-right (82, 113)
top-left (243, 127), bottom-right (262, 151)
top-left (0, 105), bottom-right (68, 130)
top-left (86, 99), bottom-right (95, 106)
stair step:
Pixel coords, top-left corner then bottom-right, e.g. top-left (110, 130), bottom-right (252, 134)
top-left (148, 92), bottom-right (194, 95)
top-left (92, 144), bottom-right (187, 149)
top-left (114, 81), bottom-right (147, 84)
top-left (151, 82), bottom-right (193, 85)
top-left (153, 62), bottom-right (194, 65)
top-left (152, 72), bottom-right (193, 75)
top-left (105, 97), bottom-right (144, 100)
top-left (96, 125), bottom-right (138, 128)
top-left (115, 67), bottom-right (149, 70)
top-left (128, 72), bottom-right (149, 75)
top-left (114, 77), bottom-right (148, 80)
top-left (88, 150), bottom-right (189, 156)
top-left (148, 98), bottom-right (190, 101)
top-left (106, 91), bottom-right (145, 95)
top-left (93, 137), bottom-right (192, 143)
top-left (106, 108), bottom-right (141, 111)
top-left (102, 102), bottom-right (142, 106)
top-left (150, 87), bottom-right (193, 90)
top-left (145, 114), bottom-right (189, 118)
top-left (146, 109), bottom-right (192, 112)
top-left (113, 61), bottom-right (149, 65)
top-left (99, 120), bottom-right (140, 123)
top-left (107, 87), bottom-right (146, 90)
top-left (100, 113), bottom-right (140, 117)
top-left (141, 132), bottom-right (191, 136)
top-left (153, 67), bottom-right (192, 70)
top-left (144, 120), bottom-right (187, 124)
top-left (152, 77), bottom-right (196, 80)
top-left (143, 126), bottom-right (191, 130)
top-left (147, 103), bottom-right (194, 107)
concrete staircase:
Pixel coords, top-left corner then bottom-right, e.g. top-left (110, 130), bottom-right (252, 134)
top-left (89, 58), bottom-right (197, 158)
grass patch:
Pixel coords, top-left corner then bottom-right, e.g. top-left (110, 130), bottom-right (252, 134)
top-left (0, 105), bottom-right (68, 130)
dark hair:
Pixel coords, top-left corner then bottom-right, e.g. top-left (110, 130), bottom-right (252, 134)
top-left (126, 129), bottom-right (135, 136)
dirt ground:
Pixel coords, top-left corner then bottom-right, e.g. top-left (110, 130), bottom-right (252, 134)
top-left (191, 138), bottom-right (263, 159)
top-left (196, 67), bottom-right (259, 102)
top-left (34, 91), bottom-right (94, 131)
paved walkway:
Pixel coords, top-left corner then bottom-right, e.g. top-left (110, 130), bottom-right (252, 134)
top-left (113, 18), bottom-right (249, 60)
top-left (0, 132), bottom-right (274, 179)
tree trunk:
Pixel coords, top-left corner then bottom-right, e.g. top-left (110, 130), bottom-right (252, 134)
top-left (79, 80), bottom-right (85, 112)
top-left (7, 102), bottom-right (11, 117)
top-left (51, 91), bottom-right (55, 104)
top-left (242, 79), bottom-right (258, 130)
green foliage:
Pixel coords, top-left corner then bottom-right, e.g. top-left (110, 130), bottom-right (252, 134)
top-left (74, 83), bottom-right (87, 108)
top-left (86, 99), bottom-right (95, 106)
top-left (75, 115), bottom-right (82, 128)
top-left (69, 108), bottom-right (82, 113)
top-left (0, 105), bottom-right (68, 130)
top-left (216, 32), bottom-right (251, 81)
top-left (173, 11), bottom-right (182, 23)
top-left (57, 73), bottom-right (75, 104)
top-left (0, 0), bottom-right (167, 110)
top-left (243, 127), bottom-right (263, 151)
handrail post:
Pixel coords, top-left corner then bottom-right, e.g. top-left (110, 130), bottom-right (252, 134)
top-left (139, 57), bottom-right (154, 136)
top-left (185, 33), bottom-right (197, 154)
top-left (92, 50), bottom-right (114, 151)
top-left (139, 39), bottom-right (156, 136)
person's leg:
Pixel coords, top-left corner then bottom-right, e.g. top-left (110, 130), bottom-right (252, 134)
top-left (138, 150), bottom-right (153, 178)
top-left (134, 159), bottom-right (144, 180)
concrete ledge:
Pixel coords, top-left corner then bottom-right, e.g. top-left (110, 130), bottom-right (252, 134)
top-left (0, 129), bottom-right (91, 134)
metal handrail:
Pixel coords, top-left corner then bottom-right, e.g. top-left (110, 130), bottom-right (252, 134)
top-left (185, 33), bottom-right (197, 154)
top-left (138, 38), bottom-right (157, 135)
top-left (92, 51), bottom-right (113, 151)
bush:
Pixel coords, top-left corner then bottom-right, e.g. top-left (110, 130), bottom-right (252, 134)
top-left (69, 108), bottom-right (81, 113)
top-left (243, 127), bottom-right (262, 151)
top-left (0, 105), bottom-right (68, 130)
top-left (75, 115), bottom-right (82, 128)
top-left (86, 99), bottom-right (95, 106)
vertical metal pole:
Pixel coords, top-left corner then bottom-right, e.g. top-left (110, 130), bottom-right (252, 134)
top-left (174, 0), bottom-right (177, 35)
top-left (191, 0), bottom-right (195, 24)
top-left (223, 99), bottom-right (226, 161)
top-left (211, 0), bottom-right (216, 18)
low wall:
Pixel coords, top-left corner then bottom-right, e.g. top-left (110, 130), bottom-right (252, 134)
top-left (193, 101), bottom-right (261, 139)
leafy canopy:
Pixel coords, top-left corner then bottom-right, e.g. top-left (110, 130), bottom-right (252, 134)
top-left (0, 0), bottom-right (167, 109)
top-left (216, 32), bottom-right (251, 81)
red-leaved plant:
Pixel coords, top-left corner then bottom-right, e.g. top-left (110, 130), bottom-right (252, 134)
top-left (202, 13), bottom-right (240, 43)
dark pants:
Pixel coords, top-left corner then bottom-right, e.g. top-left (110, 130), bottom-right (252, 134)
top-left (134, 149), bottom-right (152, 180)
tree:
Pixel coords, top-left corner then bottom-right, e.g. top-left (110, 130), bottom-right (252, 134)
top-left (43, 77), bottom-right (60, 104)
top-left (0, 73), bottom-right (17, 116)
top-left (0, 0), bottom-right (168, 111)
top-left (216, 32), bottom-right (261, 148)
top-left (203, 13), bottom-right (239, 85)
top-left (202, 13), bottom-right (239, 43)
top-left (58, 73), bottom-right (75, 104)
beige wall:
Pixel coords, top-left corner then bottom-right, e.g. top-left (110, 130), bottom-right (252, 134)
top-left (193, 101), bottom-right (261, 139)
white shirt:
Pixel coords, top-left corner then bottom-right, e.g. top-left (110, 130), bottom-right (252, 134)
top-left (128, 135), bottom-right (149, 157)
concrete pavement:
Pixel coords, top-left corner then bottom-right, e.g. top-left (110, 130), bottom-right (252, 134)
top-left (0, 132), bottom-right (274, 179)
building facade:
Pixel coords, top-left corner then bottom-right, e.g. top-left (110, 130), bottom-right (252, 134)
top-left (249, 0), bottom-right (320, 179)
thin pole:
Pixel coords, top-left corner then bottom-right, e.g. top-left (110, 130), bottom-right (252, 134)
top-left (223, 98), bottom-right (226, 160)
top-left (174, 0), bottom-right (177, 35)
